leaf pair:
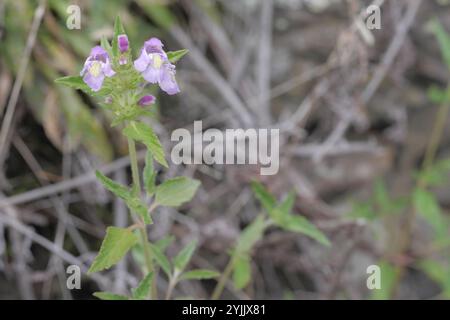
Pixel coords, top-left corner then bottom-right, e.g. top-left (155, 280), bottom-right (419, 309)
top-left (251, 181), bottom-right (330, 246)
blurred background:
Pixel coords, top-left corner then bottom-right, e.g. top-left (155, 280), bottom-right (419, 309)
top-left (1, 0), bottom-right (450, 300)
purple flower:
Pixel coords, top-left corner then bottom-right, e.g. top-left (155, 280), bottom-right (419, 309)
top-left (118, 34), bottom-right (129, 53)
top-left (80, 46), bottom-right (115, 92)
top-left (138, 95), bottom-right (156, 106)
top-left (134, 38), bottom-right (180, 95)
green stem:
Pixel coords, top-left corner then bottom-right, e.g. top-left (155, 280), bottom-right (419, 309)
top-left (211, 257), bottom-right (235, 300)
top-left (127, 133), bottom-right (157, 299)
top-left (391, 98), bottom-right (450, 298)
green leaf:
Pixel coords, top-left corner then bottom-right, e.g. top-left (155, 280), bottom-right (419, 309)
top-left (143, 150), bottom-right (157, 196)
top-left (112, 16), bottom-right (126, 57)
top-left (132, 272), bottom-right (153, 300)
top-left (419, 260), bottom-right (448, 285)
top-left (55, 76), bottom-right (111, 96)
top-left (233, 255), bottom-right (252, 290)
top-left (95, 171), bottom-right (130, 200)
top-left (371, 261), bottom-right (398, 300)
top-left (280, 215), bottom-right (330, 247)
top-left (251, 181), bottom-right (276, 213)
top-left (427, 85), bottom-right (450, 104)
top-left (93, 292), bottom-right (129, 300)
top-left (167, 49), bottom-right (189, 63)
top-left (155, 235), bottom-right (175, 252)
top-left (417, 158), bottom-right (450, 186)
top-left (123, 122), bottom-right (168, 168)
top-left (149, 243), bottom-right (172, 277)
top-left (96, 171), bottom-right (152, 224)
top-left (270, 191), bottom-right (295, 223)
top-left (428, 19), bottom-right (450, 71)
top-left (173, 240), bottom-right (197, 272)
top-left (235, 215), bottom-right (267, 254)
top-left (413, 188), bottom-right (447, 239)
top-left (89, 227), bottom-right (138, 273)
top-left (101, 35), bottom-right (113, 57)
top-left (155, 177), bottom-right (200, 207)
top-left (179, 269), bottom-right (220, 281)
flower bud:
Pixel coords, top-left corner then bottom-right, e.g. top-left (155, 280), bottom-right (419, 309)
top-left (118, 34), bottom-right (129, 53)
top-left (138, 95), bottom-right (156, 106)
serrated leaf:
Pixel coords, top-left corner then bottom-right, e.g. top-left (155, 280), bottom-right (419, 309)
top-left (96, 171), bottom-right (131, 200)
top-left (143, 150), bottom-right (157, 196)
top-left (93, 292), bottom-right (129, 300)
top-left (280, 215), bottom-right (330, 247)
top-left (233, 255), bottom-right (251, 290)
top-left (149, 243), bottom-right (171, 277)
top-left (96, 171), bottom-right (152, 224)
top-left (413, 188), bottom-right (447, 238)
top-left (251, 181), bottom-right (276, 212)
top-left (155, 177), bottom-right (200, 207)
top-left (132, 272), bottom-right (153, 300)
top-left (123, 122), bottom-right (168, 168)
top-left (112, 16), bottom-right (126, 57)
top-left (179, 269), bottom-right (220, 281)
top-left (173, 240), bottom-right (197, 272)
top-left (167, 49), bottom-right (189, 63)
top-left (89, 227), bottom-right (138, 273)
top-left (235, 215), bottom-right (267, 254)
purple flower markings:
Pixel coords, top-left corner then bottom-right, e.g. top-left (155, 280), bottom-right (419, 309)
top-left (118, 34), bottom-right (129, 53)
top-left (134, 38), bottom-right (180, 95)
top-left (80, 46), bottom-right (115, 92)
top-left (138, 95), bottom-right (156, 106)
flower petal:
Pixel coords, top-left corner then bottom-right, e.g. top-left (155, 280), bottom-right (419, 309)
top-left (102, 60), bottom-right (116, 77)
top-left (142, 65), bottom-right (161, 84)
top-left (134, 50), bottom-right (150, 72)
top-left (159, 64), bottom-right (180, 95)
top-left (83, 72), bottom-right (105, 92)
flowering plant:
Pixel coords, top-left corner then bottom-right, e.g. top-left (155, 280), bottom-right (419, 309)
top-left (56, 17), bottom-right (330, 300)
top-left (56, 17), bottom-right (214, 300)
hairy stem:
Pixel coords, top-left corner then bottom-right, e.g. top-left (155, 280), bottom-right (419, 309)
top-left (127, 134), bottom-right (157, 299)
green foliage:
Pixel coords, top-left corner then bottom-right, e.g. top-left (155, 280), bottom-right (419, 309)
top-left (112, 16), bottom-right (126, 57)
top-left (370, 261), bottom-right (398, 300)
top-left (143, 150), bottom-right (157, 196)
top-left (232, 255), bottom-right (252, 290)
top-left (132, 272), bottom-right (154, 300)
top-left (155, 177), bottom-right (201, 207)
top-left (55, 76), bottom-right (112, 97)
top-left (179, 269), bottom-right (220, 281)
top-left (413, 188), bottom-right (447, 239)
top-left (173, 240), bottom-right (197, 273)
top-left (95, 171), bottom-right (152, 224)
top-left (167, 49), bottom-right (189, 64)
top-left (428, 19), bottom-right (450, 71)
top-left (122, 121), bottom-right (168, 168)
top-left (93, 292), bottom-right (129, 300)
top-left (89, 227), bottom-right (139, 273)
top-left (149, 243), bottom-right (172, 277)
top-left (252, 181), bottom-right (330, 246)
